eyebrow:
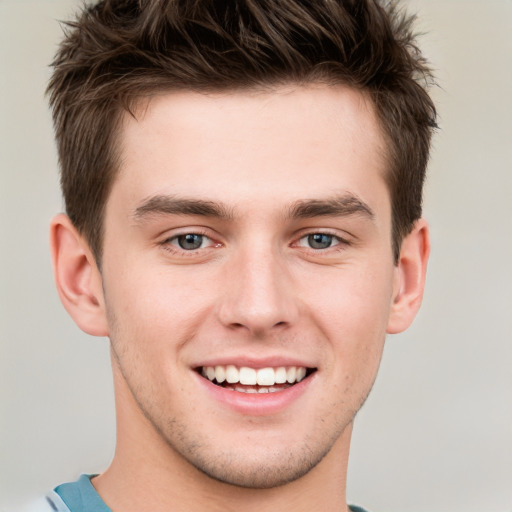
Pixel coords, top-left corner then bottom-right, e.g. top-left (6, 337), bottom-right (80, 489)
top-left (133, 195), bottom-right (234, 222)
top-left (287, 194), bottom-right (375, 220)
top-left (132, 193), bottom-right (374, 224)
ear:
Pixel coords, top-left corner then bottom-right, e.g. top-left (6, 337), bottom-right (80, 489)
top-left (387, 218), bottom-right (430, 334)
top-left (50, 213), bottom-right (109, 337)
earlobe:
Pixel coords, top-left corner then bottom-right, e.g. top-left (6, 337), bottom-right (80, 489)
top-left (386, 218), bottom-right (430, 334)
top-left (50, 213), bottom-right (109, 337)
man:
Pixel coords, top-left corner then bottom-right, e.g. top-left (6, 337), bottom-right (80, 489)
top-left (41, 0), bottom-right (436, 510)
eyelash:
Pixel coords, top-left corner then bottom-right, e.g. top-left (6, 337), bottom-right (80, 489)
top-left (294, 231), bottom-right (351, 252)
top-left (159, 230), bottom-right (351, 257)
top-left (159, 229), bottom-right (218, 255)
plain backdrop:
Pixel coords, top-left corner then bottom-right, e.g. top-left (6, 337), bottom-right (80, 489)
top-left (1, 1), bottom-right (511, 510)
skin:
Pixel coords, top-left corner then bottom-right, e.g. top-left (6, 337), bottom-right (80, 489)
top-left (51, 84), bottom-right (429, 512)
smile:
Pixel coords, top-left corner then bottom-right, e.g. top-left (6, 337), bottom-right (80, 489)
top-left (199, 365), bottom-right (316, 394)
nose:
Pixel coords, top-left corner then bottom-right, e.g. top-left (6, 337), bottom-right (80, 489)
top-left (217, 245), bottom-right (300, 337)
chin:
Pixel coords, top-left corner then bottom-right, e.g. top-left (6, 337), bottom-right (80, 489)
top-left (162, 426), bottom-right (341, 489)
top-left (190, 450), bottom-right (327, 489)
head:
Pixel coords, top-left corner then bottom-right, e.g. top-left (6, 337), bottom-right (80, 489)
top-left (48, 0), bottom-right (435, 497)
top-left (48, 0), bottom-right (436, 265)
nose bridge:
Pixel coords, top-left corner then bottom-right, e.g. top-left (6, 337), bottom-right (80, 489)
top-left (217, 240), bottom-right (298, 335)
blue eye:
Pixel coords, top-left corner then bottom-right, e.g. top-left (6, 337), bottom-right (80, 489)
top-left (307, 233), bottom-right (335, 249)
top-left (296, 233), bottom-right (339, 250)
top-left (175, 234), bottom-right (205, 250)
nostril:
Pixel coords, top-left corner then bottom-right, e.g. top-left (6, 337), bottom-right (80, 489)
top-left (228, 322), bottom-right (246, 330)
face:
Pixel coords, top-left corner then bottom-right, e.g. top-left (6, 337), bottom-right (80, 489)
top-left (100, 85), bottom-right (399, 487)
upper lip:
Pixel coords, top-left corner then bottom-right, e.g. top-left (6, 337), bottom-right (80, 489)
top-left (192, 356), bottom-right (317, 370)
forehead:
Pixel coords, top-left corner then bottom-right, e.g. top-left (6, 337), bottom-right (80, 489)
top-left (113, 84), bottom-right (389, 216)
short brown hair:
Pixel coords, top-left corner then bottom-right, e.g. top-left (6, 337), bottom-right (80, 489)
top-left (48, 0), bottom-right (436, 263)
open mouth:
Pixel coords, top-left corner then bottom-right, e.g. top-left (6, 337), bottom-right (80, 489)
top-left (197, 365), bottom-right (317, 394)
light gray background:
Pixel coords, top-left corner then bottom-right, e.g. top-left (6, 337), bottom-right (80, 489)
top-left (1, 0), bottom-right (511, 510)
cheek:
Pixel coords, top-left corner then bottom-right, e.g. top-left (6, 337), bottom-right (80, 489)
top-left (104, 264), bottom-right (215, 349)
top-left (307, 263), bottom-right (394, 331)
top-left (303, 263), bottom-right (393, 377)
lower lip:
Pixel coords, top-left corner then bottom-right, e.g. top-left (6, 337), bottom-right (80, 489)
top-left (194, 372), bottom-right (315, 416)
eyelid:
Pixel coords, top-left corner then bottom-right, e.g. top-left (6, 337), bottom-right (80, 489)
top-left (295, 228), bottom-right (351, 242)
top-left (296, 233), bottom-right (339, 248)
top-left (292, 229), bottom-right (353, 254)
top-left (167, 233), bottom-right (214, 249)
top-left (158, 227), bottom-right (222, 255)
top-left (156, 226), bottom-right (352, 256)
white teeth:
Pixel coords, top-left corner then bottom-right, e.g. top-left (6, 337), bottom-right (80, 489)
top-left (200, 365), bottom-right (310, 387)
top-left (256, 367), bottom-right (275, 386)
top-left (239, 367), bottom-right (257, 385)
top-left (215, 365), bottom-right (226, 383)
top-left (233, 385), bottom-right (273, 394)
top-left (225, 365), bottom-right (239, 383)
top-left (234, 386), bottom-right (257, 393)
top-left (275, 367), bottom-right (287, 384)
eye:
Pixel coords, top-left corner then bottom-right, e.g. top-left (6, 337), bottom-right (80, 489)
top-left (172, 233), bottom-right (210, 250)
top-left (159, 230), bottom-right (221, 259)
top-left (298, 233), bottom-right (340, 250)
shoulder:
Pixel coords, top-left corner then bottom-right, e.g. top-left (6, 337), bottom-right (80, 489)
top-left (52, 474), bottom-right (111, 512)
top-left (22, 475), bottom-right (110, 512)
top-left (349, 506), bottom-right (371, 512)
